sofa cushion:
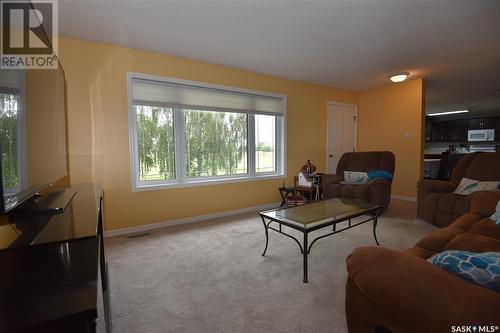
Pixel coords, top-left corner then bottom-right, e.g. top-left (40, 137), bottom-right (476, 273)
top-left (471, 191), bottom-right (500, 216)
top-left (437, 211), bottom-right (463, 228)
top-left (414, 214), bottom-right (500, 255)
top-left (414, 227), bottom-right (465, 253)
top-left (340, 184), bottom-right (369, 199)
top-left (404, 246), bottom-right (436, 259)
top-left (428, 250), bottom-right (500, 292)
top-left (448, 213), bottom-right (483, 231)
top-left (462, 152), bottom-right (500, 182)
top-left (468, 218), bottom-right (500, 240)
top-left (454, 177), bottom-right (500, 195)
top-left (444, 233), bottom-right (500, 253)
top-left (325, 183), bottom-right (342, 198)
top-left (341, 186), bottom-right (355, 197)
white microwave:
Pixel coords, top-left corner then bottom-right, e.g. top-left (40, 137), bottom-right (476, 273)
top-left (468, 129), bottom-right (495, 141)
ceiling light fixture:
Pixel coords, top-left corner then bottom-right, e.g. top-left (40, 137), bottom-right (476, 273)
top-left (389, 72), bottom-right (409, 83)
top-left (427, 110), bottom-right (469, 116)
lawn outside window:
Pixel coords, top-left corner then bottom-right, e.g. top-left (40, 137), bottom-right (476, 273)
top-left (127, 72), bottom-right (286, 191)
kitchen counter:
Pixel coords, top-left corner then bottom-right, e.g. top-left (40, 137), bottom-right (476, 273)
top-left (424, 145), bottom-right (498, 156)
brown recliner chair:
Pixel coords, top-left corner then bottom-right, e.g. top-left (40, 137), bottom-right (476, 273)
top-left (417, 152), bottom-right (500, 227)
top-left (322, 151), bottom-right (395, 210)
top-left (345, 191), bottom-right (500, 333)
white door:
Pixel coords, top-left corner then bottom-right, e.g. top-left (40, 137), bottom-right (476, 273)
top-left (326, 102), bottom-right (357, 174)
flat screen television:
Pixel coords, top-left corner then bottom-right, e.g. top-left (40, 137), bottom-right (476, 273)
top-left (0, 64), bottom-right (68, 213)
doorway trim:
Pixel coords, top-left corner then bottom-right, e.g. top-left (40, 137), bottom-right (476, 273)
top-left (326, 101), bottom-right (358, 172)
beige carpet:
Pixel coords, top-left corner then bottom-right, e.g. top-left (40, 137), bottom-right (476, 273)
top-left (105, 200), bottom-right (436, 333)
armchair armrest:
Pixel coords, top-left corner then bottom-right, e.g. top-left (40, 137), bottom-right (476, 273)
top-left (321, 174), bottom-right (343, 200)
top-left (470, 191), bottom-right (500, 216)
top-left (417, 179), bottom-right (458, 220)
top-left (346, 247), bottom-right (500, 332)
top-left (366, 178), bottom-right (391, 208)
top-left (417, 179), bottom-right (456, 195)
top-left (321, 174), bottom-right (342, 185)
top-left (367, 177), bottom-right (390, 186)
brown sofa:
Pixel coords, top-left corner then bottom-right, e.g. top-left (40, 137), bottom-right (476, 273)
top-left (417, 152), bottom-right (500, 227)
top-left (322, 151), bottom-right (395, 209)
top-left (345, 191), bottom-right (500, 333)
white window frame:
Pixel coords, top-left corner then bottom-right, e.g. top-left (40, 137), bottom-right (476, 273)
top-left (127, 72), bottom-right (286, 191)
top-left (0, 71), bottom-right (27, 195)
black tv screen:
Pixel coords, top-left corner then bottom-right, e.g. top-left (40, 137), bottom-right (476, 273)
top-left (0, 65), bottom-right (68, 213)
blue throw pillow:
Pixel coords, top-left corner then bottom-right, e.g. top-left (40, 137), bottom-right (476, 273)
top-left (367, 170), bottom-right (393, 181)
top-left (428, 250), bottom-right (500, 292)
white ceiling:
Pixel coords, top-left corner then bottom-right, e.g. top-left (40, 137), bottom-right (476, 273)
top-left (58, 0), bottom-right (500, 114)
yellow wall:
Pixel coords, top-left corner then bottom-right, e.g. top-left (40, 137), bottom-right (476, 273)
top-left (58, 37), bottom-right (356, 231)
top-left (356, 79), bottom-right (424, 197)
top-left (25, 68), bottom-right (67, 186)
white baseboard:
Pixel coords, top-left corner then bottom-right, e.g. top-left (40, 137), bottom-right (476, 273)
top-left (391, 194), bottom-right (417, 202)
top-left (104, 202), bottom-right (281, 238)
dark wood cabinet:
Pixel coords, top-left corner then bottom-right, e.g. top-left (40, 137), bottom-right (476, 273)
top-left (496, 118), bottom-right (500, 141)
top-left (430, 121), bottom-right (444, 142)
top-left (425, 120), bottom-right (433, 142)
top-left (429, 120), bottom-right (467, 142)
top-left (451, 120), bottom-right (468, 142)
top-left (468, 119), bottom-right (481, 130)
top-left (0, 184), bottom-right (110, 333)
top-left (468, 118), bottom-right (496, 130)
top-left (426, 116), bottom-right (500, 143)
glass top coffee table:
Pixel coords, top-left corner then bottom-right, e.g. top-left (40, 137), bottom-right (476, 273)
top-left (260, 199), bottom-right (382, 283)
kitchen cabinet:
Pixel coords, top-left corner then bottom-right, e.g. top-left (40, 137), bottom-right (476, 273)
top-left (468, 118), bottom-right (496, 130)
top-left (452, 120), bottom-right (468, 141)
top-left (425, 120), bottom-right (433, 142)
top-left (426, 116), bottom-right (500, 143)
top-left (430, 121), bottom-right (443, 142)
top-left (429, 120), bottom-right (468, 142)
top-left (496, 118), bottom-right (500, 141)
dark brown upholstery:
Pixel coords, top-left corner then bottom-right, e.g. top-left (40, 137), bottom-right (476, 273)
top-left (345, 191), bottom-right (500, 333)
top-left (417, 152), bottom-right (500, 226)
top-left (322, 151), bottom-right (395, 209)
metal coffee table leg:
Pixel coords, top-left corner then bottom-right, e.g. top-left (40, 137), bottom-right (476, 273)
top-left (372, 209), bottom-right (381, 246)
top-left (303, 232), bottom-right (308, 283)
top-left (261, 216), bottom-right (269, 256)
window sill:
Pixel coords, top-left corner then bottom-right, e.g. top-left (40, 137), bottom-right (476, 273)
top-left (132, 173), bottom-right (285, 192)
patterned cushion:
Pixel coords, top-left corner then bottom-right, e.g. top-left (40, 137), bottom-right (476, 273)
top-left (344, 171), bottom-right (368, 184)
top-left (453, 178), bottom-right (500, 195)
top-left (428, 250), bottom-right (500, 292)
top-left (490, 200), bottom-right (500, 225)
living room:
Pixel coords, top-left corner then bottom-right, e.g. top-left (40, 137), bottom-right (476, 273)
top-left (0, 1), bottom-right (499, 332)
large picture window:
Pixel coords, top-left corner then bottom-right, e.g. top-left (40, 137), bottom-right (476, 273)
top-left (0, 93), bottom-right (20, 192)
top-left (0, 70), bottom-right (26, 196)
top-left (128, 73), bottom-right (286, 190)
top-left (135, 105), bottom-right (175, 181)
